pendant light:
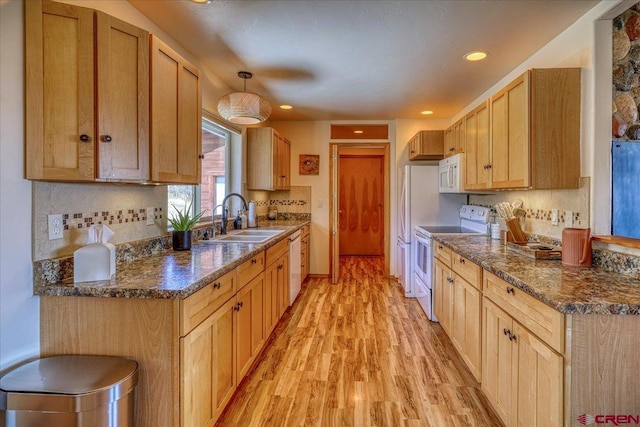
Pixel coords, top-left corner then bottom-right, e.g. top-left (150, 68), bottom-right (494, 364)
top-left (217, 71), bottom-right (271, 124)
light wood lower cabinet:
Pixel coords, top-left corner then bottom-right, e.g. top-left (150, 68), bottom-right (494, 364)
top-left (301, 224), bottom-right (310, 282)
top-left (452, 275), bottom-right (482, 381)
top-left (433, 257), bottom-right (453, 334)
top-left (236, 273), bottom-right (265, 380)
top-left (181, 297), bottom-right (236, 427)
top-left (482, 298), bottom-right (563, 427)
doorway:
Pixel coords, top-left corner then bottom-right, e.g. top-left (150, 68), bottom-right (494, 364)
top-left (330, 143), bottom-right (390, 283)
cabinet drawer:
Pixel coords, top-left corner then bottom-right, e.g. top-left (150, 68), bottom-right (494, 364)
top-left (452, 254), bottom-right (482, 290)
top-left (180, 269), bottom-right (236, 336)
top-left (266, 238), bottom-right (288, 266)
top-left (434, 242), bottom-right (452, 266)
top-left (238, 251), bottom-right (265, 289)
top-left (484, 270), bottom-right (564, 354)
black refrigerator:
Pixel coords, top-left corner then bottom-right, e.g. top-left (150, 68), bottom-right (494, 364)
top-left (612, 141), bottom-right (640, 239)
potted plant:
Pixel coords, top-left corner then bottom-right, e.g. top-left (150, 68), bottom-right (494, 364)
top-left (168, 201), bottom-right (206, 251)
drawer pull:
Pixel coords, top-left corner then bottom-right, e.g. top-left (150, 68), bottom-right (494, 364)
top-left (509, 333), bottom-right (517, 342)
top-left (503, 328), bottom-right (511, 336)
top-left (447, 277), bottom-right (454, 283)
top-left (251, 258), bottom-right (257, 264)
top-left (238, 301), bottom-right (243, 308)
top-left (80, 134), bottom-right (90, 142)
top-left (278, 264), bottom-right (284, 270)
top-left (213, 282), bottom-right (221, 290)
top-left (506, 287), bottom-right (515, 294)
top-left (459, 258), bottom-right (465, 264)
top-left (438, 245), bottom-right (443, 250)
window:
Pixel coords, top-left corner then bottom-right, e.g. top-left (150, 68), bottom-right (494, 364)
top-left (168, 116), bottom-right (230, 226)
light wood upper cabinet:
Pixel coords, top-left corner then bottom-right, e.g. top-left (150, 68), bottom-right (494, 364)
top-left (246, 127), bottom-right (291, 191)
top-left (25, 0), bottom-right (96, 181)
top-left (95, 12), bottom-right (149, 181)
top-left (489, 69), bottom-right (581, 190)
top-left (464, 101), bottom-right (491, 190)
top-left (26, 0), bottom-right (150, 182)
top-left (150, 35), bottom-right (202, 184)
top-left (408, 130), bottom-right (444, 160)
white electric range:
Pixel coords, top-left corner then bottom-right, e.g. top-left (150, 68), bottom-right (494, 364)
top-left (413, 205), bottom-right (490, 321)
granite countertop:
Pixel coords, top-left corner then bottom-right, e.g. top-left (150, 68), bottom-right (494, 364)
top-left (434, 235), bottom-right (640, 315)
top-left (34, 220), bottom-right (309, 300)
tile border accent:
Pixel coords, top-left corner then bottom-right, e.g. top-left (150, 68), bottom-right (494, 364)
top-left (61, 207), bottom-right (164, 230)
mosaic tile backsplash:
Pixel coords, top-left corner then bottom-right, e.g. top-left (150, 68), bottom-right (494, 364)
top-left (62, 208), bottom-right (164, 230)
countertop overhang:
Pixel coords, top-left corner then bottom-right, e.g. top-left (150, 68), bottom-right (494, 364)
top-left (34, 221), bottom-right (309, 300)
top-left (433, 235), bottom-right (640, 315)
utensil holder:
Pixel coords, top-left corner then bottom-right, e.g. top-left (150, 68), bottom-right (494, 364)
top-left (505, 218), bottom-right (527, 243)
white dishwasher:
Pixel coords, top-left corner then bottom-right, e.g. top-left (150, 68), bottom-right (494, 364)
top-left (288, 230), bottom-right (302, 305)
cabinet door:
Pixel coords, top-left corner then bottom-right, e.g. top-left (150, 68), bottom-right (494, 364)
top-left (490, 72), bottom-right (530, 189)
top-left (264, 261), bottom-right (280, 336)
top-left (434, 258), bottom-right (453, 333)
top-left (452, 277), bottom-right (482, 382)
top-left (443, 128), bottom-right (454, 157)
top-left (236, 273), bottom-right (265, 379)
top-left (464, 101), bottom-right (490, 190)
top-left (181, 298), bottom-right (236, 427)
top-left (513, 323), bottom-right (563, 427)
top-left (95, 12), bottom-right (149, 181)
top-left (482, 298), bottom-right (515, 426)
top-left (453, 119), bottom-right (465, 154)
top-left (150, 36), bottom-right (201, 184)
top-left (277, 252), bottom-right (290, 317)
top-left (276, 135), bottom-right (291, 190)
top-left (25, 0), bottom-right (95, 181)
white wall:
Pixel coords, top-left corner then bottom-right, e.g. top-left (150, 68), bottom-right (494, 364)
top-left (0, 0), bottom-right (38, 372)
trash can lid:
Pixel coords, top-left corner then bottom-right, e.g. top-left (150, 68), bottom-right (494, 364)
top-left (0, 355), bottom-right (138, 395)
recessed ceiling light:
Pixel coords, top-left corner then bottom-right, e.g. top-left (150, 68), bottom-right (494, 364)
top-left (421, 110), bottom-right (433, 115)
top-left (353, 130), bottom-right (364, 134)
top-left (280, 105), bottom-right (293, 110)
top-left (189, 0), bottom-right (211, 3)
top-left (464, 51), bottom-right (488, 62)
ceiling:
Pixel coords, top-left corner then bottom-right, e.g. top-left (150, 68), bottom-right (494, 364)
top-left (128, 0), bottom-right (599, 122)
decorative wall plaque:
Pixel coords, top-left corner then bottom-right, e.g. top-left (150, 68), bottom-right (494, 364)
top-left (299, 154), bottom-right (319, 175)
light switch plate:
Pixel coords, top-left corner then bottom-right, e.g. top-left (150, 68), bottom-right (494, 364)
top-left (551, 209), bottom-right (559, 226)
top-left (565, 210), bottom-right (573, 227)
top-left (146, 207), bottom-right (154, 226)
top-left (48, 214), bottom-right (63, 240)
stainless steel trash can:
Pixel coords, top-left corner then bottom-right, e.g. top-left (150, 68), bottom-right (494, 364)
top-left (0, 355), bottom-right (138, 427)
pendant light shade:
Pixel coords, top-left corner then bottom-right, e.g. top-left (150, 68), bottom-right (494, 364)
top-left (217, 71), bottom-right (271, 124)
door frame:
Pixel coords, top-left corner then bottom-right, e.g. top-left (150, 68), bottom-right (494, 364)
top-left (329, 142), bottom-right (390, 282)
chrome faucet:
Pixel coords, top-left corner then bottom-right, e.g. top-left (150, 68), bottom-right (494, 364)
top-left (219, 193), bottom-right (248, 234)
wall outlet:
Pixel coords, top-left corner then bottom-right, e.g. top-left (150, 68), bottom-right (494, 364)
top-left (146, 207), bottom-right (154, 226)
top-left (48, 214), bottom-right (63, 240)
top-left (551, 209), bottom-right (559, 226)
top-left (565, 210), bottom-right (574, 227)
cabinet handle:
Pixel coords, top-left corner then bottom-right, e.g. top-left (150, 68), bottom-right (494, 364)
top-left (238, 301), bottom-right (243, 308)
top-left (509, 333), bottom-right (517, 342)
top-left (251, 258), bottom-right (257, 264)
top-left (278, 264), bottom-right (283, 270)
top-left (459, 258), bottom-right (465, 264)
top-left (198, 154), bottom-right (205, 159)
top-left (449, 148), bottom-right (455, 152)
top-left (438, 245), bottom-right (443, 250)
top-left (503, 328), bottom-right (511, 336)
top-left (506, 287), bottom-right (515, 294)
top-left (79, 134), bottom-right (90, 142)
top-left (447, 277), bottom-right (454, 283)
top-left (487, 164), bottom-right (492, 169)
top-left (213, 282), bottom-right (221, 290)
top-left (101, 135), bottom-right (112, 143)
top-left (233, 303), bottom-right (239, 312)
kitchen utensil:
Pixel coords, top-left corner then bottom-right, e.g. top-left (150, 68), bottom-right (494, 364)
top-left (511, 199), bottom-right (523, 210)
top-left (561, 227), bottom-right (592, 267)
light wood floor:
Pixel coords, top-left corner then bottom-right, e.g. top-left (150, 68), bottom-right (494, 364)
top-left (216, 256), bottom-right (502, 426)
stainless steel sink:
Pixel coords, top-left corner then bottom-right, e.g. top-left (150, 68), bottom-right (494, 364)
top-left (200, 229), bottom-right (285, 244)
top-left (235, 229), bottom-right (283, 236)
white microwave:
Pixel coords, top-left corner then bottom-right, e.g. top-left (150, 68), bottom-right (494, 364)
top-left (438, 153), bottom-right (466, 193)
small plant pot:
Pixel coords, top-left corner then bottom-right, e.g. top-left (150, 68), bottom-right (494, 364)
top-left (172, 230), bottom-right (192, 251)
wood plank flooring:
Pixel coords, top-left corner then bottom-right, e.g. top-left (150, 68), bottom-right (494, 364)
top-left (216, 256), bottom-right (502, 426)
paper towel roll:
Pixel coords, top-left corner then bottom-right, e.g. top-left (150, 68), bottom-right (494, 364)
top-left (248, 201), bottom-right (257, 228)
